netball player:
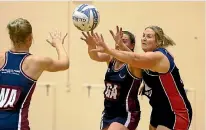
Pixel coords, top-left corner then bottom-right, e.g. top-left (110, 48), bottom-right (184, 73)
top-left (0, 18), bottom-right (69, 130)
top-left (81, 27), bottom-right (142, 130)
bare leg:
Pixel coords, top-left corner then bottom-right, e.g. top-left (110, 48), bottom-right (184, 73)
top-left (107, 122), bottom-right (129, 130)
top-left (149, 124), bottom-right (157, 130)
top-left (156, 125), bottom-right (171, 130)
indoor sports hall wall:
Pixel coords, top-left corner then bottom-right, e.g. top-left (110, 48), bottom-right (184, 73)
top-left (0, 1), bottom-right (204, 130)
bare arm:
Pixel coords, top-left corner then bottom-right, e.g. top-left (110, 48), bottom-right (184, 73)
top-left (44, 45), bottom-right (69, 72)
top-left (81, 32), bottom-right (112, 63)
top-left (41, 31), bottom-right (69, 72)
top-left (119, 43), bottom-right (132, 52)
top-left (91, 33), bottom-right (170, 73)
top-left (107, 49), bottom-right (164, 70)
top-left (109, 26), bottom-right (132, 52)
top-left (109, 26), bottom-right (142, 76)
top-left (108, 49), bottom-right (170, 73)
top-left (88, 44), bottom-right (111, 62)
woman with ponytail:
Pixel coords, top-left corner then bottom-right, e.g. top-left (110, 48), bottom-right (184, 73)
top-left (90, 25), bottom-right (192, 130)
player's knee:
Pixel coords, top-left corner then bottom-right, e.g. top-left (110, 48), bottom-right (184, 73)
top-left (109, 122), bottom-right (119, 128)
top-left (108, 122), bottom-right (128, 130)
top-left (149, 124), bottom-right (156, 130)
top-left (156, 125), bottom-right (170, 130)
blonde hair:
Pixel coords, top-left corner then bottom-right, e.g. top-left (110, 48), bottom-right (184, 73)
top-left (7, 18), bottom-right (32, 46)
top-left (146, 26), bottom-right (176, 48)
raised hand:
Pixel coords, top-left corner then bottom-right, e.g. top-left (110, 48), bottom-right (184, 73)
top-left (46, 30), bottom-right (68, 48)
top-left (110, 26), bottom-right (124, 48)
top-left (90, 33), bottom-right (110, 53)
top-left (80, 31), bottom-right (96, 46)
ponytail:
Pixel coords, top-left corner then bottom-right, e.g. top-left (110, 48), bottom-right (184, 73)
top-left (161, 34), bottom-right (176, 48)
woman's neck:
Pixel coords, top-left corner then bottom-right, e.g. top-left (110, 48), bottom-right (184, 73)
top-left (114, 59), bottom-right (124, 66)
top-left (10, 46), bottom-right (29, 53)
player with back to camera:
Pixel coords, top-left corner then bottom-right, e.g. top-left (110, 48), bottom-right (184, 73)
top-left (0, 18), bottom-right (69, 130)
top-left (81, 26), bottom-right (142, 130)
top-left (90, 25), bottom-right (193, 130)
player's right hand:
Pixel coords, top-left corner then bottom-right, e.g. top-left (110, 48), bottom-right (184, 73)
top-left (46, 30), bottom-right (68, 48)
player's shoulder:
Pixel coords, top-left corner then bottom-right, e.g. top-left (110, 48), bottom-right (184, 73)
top-left (25, 55), bottom-right (53, 66)
top-left (151, 48), bottom-right (175, 61)
top-left (0, 52), bottom-right (7, 63)
top-left (154, 48), bottom-right (174, 57)
top-left (0, 51), bottom-right (6, 57)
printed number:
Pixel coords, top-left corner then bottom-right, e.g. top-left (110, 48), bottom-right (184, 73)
top-left (104, 83), bottom-right (120, 100)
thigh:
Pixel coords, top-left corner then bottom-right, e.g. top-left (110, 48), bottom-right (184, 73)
top-left (156, 125), bottom-right (171, 130)
top-left (108, 122), bottom-right (129, 130)
top-left (149, 124), bottom-right (157, 130)
top-left (102, 127), bottom-right (109, 130)
top-left (100, 115), bottom-right (126, 130)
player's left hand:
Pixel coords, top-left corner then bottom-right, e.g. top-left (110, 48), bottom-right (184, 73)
top-left (110, 26), bottom-right (124, 48)
top-left (90, 33), bottom-right (110, 53)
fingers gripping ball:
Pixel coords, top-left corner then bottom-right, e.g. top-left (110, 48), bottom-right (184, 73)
top-left (72, 4), bottom-right (100, 32)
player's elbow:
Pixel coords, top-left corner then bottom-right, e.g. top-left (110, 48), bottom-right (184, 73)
top-left (62, 61), bottom-right (70, 70)
top-left (90, 57), bottom-right (102, 62)
top-left (89, 55), bottom-right (101, 62)
top-left (89, 55), bottom-right (97, 61)
top-left (88, 52), bottom-right (102, 62)
top-left (58, 60), bottom-right (70, 71)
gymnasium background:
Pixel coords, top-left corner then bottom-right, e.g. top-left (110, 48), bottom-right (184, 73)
top-left (0, 1), bottom-right (204, 130)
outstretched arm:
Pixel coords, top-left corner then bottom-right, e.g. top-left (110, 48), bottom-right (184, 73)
top-left (40, 31), bottom-right (70, 72)
top-left (91, 32), bottom-right (169, 73)
top-left (81, 31), bottom-right (112, 63)
top-left (107, 49), bottom-right (159, 69)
